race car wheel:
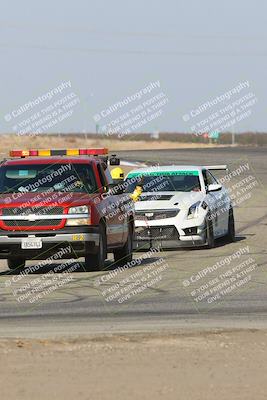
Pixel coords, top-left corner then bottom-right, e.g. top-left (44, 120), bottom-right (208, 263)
top-left (114, 223), bottom-right (133, 266)
top-left (7, 258), bottom-right (25, 270)
top-left (84, 223), bottom-right (107, 271)
top-left (206, 216), bottom-right (215, 249)
top-left (226, 208), bottom-right (235, 242)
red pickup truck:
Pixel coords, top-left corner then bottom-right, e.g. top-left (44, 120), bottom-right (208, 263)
top-left (0, 148), bottom-right (134, 271)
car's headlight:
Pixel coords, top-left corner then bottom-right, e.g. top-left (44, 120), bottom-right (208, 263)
top-left (187, 201), bottom-right (201, 219)
top-left (66, 205), bottom-right (90, 226)
top-left (68, 205), bottom-right (89, 214)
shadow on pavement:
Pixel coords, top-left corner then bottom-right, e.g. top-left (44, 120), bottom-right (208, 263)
top-left (0, 255), bottom-right (163, 276)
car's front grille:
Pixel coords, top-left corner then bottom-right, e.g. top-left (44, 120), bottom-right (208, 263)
top-left (135, 209), bottom-right (179, 221)
top-left (135, 225), bottom-right (179, 241)
top-left (138, 194), bottom-right (173, 201)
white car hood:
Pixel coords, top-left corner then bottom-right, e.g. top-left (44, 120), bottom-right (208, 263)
top-left (135, 191), bottom-right (204, 211)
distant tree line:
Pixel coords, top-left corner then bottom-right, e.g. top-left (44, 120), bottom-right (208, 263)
top-left (46, 132), bottom-right (267, 146)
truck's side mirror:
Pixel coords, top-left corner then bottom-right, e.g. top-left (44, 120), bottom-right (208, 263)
top-left (110, 155), bottom-right (120, 166)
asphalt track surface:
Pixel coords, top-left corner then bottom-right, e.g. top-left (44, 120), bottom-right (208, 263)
top-left (0, 147), bottom-right (266, 338)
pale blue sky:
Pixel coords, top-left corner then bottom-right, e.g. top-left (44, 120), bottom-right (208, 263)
top-left (1, 0), bottom-right (267, 133)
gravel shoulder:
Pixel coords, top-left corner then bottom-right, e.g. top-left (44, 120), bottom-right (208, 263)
top-left (1, 330), bottom-right (267, 400)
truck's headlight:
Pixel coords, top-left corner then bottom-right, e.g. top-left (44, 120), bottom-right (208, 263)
top-left (66, 205), bottom-right (90, 226)
top-left (187, 201), bottom-right (201, 219)
top-left (68, 205), bottom-right (89, 214)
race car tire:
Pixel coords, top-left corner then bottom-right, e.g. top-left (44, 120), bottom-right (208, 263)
top-left (113, 223), bottom-right (133, 266)
top-left (7, 258), bottom-right (25, 270)
top-left (206, 216), bottom-right (215, 249)
top-left (225, 207), bottom-right (235, 242)
top-left (84, 222), bottom-right (107, 271)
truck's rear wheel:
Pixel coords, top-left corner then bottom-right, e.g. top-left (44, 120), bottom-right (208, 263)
top-left (7, 258), bottom-right (25, 270)
top-left (114, 223), bottom-right (133, 266)
top-left (84, 223), bottom-right (106, 271)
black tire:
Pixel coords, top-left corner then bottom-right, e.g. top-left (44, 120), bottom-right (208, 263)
top-left (206, 216), bottom-right (215, 249)
top-left (113, 223), bottom-right (133, 266)
top-left (84, 223), bottom-right (107, 271)
top-left (225, 208), bottom-right (235, 242)
top-left (7, 258), bottom-right (25, 270)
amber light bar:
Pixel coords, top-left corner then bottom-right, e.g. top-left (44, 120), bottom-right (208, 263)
top-left (9, 148), bottom-right (108, 157)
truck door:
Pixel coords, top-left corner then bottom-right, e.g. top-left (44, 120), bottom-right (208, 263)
top-left (97, 163), bottom-right (124, 245)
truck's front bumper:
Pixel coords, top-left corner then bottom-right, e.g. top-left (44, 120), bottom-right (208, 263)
top-left (0, 227), bottom-right (100, 259)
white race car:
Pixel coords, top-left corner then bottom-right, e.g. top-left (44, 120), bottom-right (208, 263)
top-left (125, 165), bottom-right (235, 249)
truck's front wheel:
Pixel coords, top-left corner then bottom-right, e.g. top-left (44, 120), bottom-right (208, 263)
top-left (7, 258), bottom-right (25, 270)
top-left (84, 223), bottom-right (107, 271)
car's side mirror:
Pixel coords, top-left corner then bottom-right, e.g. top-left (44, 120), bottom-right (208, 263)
top-left (207, 183), bottom-right (222, 192)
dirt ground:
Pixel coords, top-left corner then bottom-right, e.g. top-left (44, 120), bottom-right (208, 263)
top-left (1, 330), bottom-right (267, 400)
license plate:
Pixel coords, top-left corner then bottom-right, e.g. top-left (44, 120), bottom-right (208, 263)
top-left (21, 238), bottom-right (42, 249)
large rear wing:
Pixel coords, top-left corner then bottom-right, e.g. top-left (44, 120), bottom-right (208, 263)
top-left (204, 165), bottom-right (228, 171)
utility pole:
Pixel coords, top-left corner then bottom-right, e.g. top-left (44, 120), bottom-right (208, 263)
top-left (232, 130), bottom-right (235, 146)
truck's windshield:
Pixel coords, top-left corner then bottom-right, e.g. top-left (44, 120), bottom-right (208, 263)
top-left (0, 163), bottom-right (97, 194)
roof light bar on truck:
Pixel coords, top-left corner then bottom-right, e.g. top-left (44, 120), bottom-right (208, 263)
top-left (9, 148), bottom-right (109, 158)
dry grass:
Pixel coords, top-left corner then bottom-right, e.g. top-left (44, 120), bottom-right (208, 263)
top-left (0, 134), bottom-right (226, 157)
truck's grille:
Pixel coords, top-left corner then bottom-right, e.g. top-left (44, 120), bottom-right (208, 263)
top-left (135, 225), bottom-right (179, 241)
top-left (135, 209), bottom-right (179, 221)
top-left (2, 206), bottom-right (64, 217)
top-left (1, 206), bottom-right (64, 229)
top-left (3, 220), bottom-right (61, 227)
